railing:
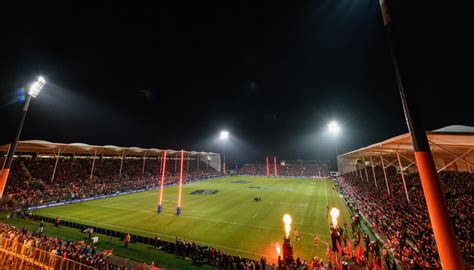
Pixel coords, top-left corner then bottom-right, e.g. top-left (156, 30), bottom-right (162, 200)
top-left (0, 235), bottom-right (96, 270)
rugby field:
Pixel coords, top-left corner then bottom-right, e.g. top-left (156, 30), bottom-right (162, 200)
top-left (33, 176), bottom-right (351, 262)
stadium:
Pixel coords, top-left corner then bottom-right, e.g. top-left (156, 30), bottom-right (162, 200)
top-left (1, 2), bottom-right (472, 270)
top-left (1, 126), bottom-right (473, 269)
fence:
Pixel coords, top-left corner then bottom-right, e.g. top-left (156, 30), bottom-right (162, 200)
top-left (0, 235), bottom-right (95, 270)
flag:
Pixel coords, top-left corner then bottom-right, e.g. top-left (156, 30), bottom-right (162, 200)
top-left (336, 240), bottom-right (342, 256)
top-left (355, 242), bottom-right (364, 264)
top-left (373, 255), bottom-right (380, 270)
top-left (327, 247), bottom-right (335, 264)
top-left (102, 249), bottom-right (113, 257)
top-left (345, 239), bottom-right (353, 258)
top-left (338, 257), bottom-right (343, 270)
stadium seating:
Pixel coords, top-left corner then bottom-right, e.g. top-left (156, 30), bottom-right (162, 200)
top-left (336, 170), bottom-right (473, 268)
top-left (237, 162), bottom-right (329, 177)
top-left (1, 156), bottom-right (221, 210)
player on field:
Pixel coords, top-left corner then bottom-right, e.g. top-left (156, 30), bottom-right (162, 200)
top-left (294, 228), bottom-right (300, 245)
top-left (313, 234), bottom-right (319, 248)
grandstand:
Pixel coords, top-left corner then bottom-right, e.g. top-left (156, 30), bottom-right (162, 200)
top-left (238, 161), bottom-right (329, 177)
top-left (0, 127), bottom-right (472, 269)
top-left (336, 125), bottom-right (474, 268)
top-left (0, 140), bottom-right (221, 209)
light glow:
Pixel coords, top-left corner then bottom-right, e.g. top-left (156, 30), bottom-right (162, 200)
top-left (330, 207), bottom-right (340, 227)
top-left (178, 150), bottom-right (184, 207)
top-left (220, 131), bottom-right (229, 140)
top-left (328, 121), bottom-right (340, 134)
top-left (275, 243), bottom-right (281, 256)
top-left (283, 214), bottom-right (292, 238)
top-left (274, 156), bottom-right (278, 176)
top-left (28, 76), bottom-right (46, 98)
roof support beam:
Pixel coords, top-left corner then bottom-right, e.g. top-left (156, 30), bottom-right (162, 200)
top-left (90, 150), bottom-right (97, 180)
top-left (51, 148), bottom-right (62, 182)
top-left (436, 147), bottom-right (474, 173)
top-left (370, 156), bottom-right (378, 188)
top-left (363, 156), bottom-right (369, 183)
top-left (396, 152), bottom-right (410, 203)
top-left (428, 140), bottom-right (474, 167)
top-left (380, 155), bottom-right (390, 195)
top-left (142, 152), bottom-right (147, 177)
top-left (119, 151), bottom-right (125, 177)
top-left (382, 158), bottom-right (397, 169)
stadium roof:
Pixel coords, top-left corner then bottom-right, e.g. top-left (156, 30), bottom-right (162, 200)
top-left (338, 125), bottom-right (474, 173)
top-left (0, 140), bottom-right (219, 157)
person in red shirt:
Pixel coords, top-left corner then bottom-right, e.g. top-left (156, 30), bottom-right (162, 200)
top-left (310, 257), bottom-right (317, 269)
top-left (124, 233), bottom-right (131, 248)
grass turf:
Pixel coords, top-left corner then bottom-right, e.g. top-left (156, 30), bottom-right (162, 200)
top-left (32, 176), bottom-right (352, 264)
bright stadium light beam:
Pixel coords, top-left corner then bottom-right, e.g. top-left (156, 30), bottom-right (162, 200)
top-left (220, 130), bottom-right (229, 140)
top-left (28, 76), bottom-right (46, 98)
top-left (330, 207), bottom-right (340, 227)
top-left (157, 150), bottom-right (167, 213)
top-left (327, 120), bottom-right (341, 169)
top-left (219, 130), bottom-right (229, 173)
top-left (0, 76), bottom-right (47, 198)
top-left (328, 121), bottom-right (340, 134)
top-left (283, 214), bottom-right (292, 238)
top-left (177, 149), bottom-right (184, 216)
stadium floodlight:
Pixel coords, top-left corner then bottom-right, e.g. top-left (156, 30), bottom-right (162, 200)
top-left (327, 121), bottom-right (340, 170)
top-left (327, 121), bottom-right (340, 134)
top-left (28, 76), bottom-right (46, 98)
top-left (0, 76), bottom-right (47, 199)
top-left (220, 130), bottom-right (229, 140)
top-left (219, 131), bottom-right (229, 173)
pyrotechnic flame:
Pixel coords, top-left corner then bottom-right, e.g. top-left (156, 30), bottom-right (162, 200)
top-left (275, 243), bottom-right (281, 256)
top-left (330, 208), bottom-right (340, 227)
top-left (283, 214), bottom-right (292, 238)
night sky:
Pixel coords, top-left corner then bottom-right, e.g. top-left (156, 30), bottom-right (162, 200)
top-left (1, 1), bottom-right (472, 166)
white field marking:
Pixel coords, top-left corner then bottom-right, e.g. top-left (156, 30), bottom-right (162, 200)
top-left (300, 217), bottom-right (304, 224)
top-left (251, 212), bottom-right (260, 218)
top-left (35, 212), bottom-right (270, 258)
top-left (40, 203), bottom-right (330, 238)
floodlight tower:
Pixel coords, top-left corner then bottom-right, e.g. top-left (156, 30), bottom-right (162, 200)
top-left (220, 131), bottom-right (229, 173)
top-left (0, 76), bottom-right (47, 198)
top-left (328, 121), bottom-right (340, 171)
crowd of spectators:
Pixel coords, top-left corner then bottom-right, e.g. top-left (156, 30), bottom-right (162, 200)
top-left (336, 169), bottom-right (473, 268)
top-left (175, 237), bottom-right (267, 269)
top-left (237, 162), bottom-right (329, 177)
top-left (0, 222), bottom-right (112, 268)
top-left (1, 156), bottom-right (220, 210)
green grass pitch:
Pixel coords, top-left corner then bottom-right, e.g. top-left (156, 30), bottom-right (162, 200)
top-left (33, 176), bottom-right (352, 263)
